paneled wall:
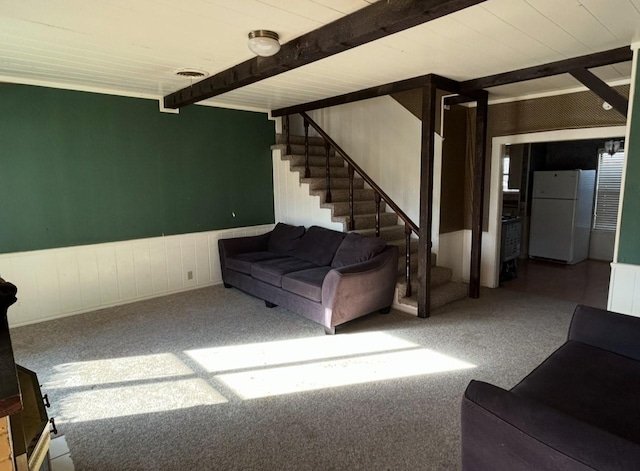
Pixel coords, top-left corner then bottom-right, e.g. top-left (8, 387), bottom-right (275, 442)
top-left (0, 225), bottom-right (274, 327)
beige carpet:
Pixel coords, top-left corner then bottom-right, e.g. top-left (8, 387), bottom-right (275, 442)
top-left (10, 285), bottom-right (577, 470)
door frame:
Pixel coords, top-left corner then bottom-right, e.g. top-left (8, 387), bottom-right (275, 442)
top-left (486, 126), bottom-right (627, 288)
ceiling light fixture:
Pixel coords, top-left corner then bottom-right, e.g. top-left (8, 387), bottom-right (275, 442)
top-left (248, 30), bottom-right (280, 57)
top-left (604, 139), bottom-right (623, 155)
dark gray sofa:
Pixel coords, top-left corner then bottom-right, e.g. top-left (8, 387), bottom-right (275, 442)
top-left (461, 304), bottom-right (640, 470)
top-left (218, 223), bottom-right (399, 334)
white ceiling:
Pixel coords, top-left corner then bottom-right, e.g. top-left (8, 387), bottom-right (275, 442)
top-left (1, 0), bottom-right (638, 112)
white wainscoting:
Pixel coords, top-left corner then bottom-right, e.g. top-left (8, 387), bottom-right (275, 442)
top-left (437, 230), bottom-right (496, 287)
top-left (608, 263), bottom-right (640, 316)
top-left (0, 224), bottom-right (274, 327)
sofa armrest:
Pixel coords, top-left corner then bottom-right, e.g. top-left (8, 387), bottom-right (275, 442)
top-left (462, 380), bottom-right (640, 471)
top-left (218, 232), bottom-right (271, 275)
top-left (568, 305), bottom-right (640, 361)
top-left (321, 245), bottom-right (398, 326)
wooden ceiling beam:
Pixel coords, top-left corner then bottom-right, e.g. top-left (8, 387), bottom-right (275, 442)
top-left (443, 46), bottom-right (632, 106)
top-left (271, 73), bottom-right (461, 117)
top-left (163, 0), bottom-right (487, 109)
top-left (458, 46), bottom-right (632, 94)
top-left (568, 68), bottom-right (628, 118)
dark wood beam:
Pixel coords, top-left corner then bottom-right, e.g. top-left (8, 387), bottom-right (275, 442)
top-left (272, 73), bottom-right (460, 117)
top-left (459, 46), bottom-right (632, 94)
top-left (469, 90), bottom-right (488, 298)
top-left (569, 68), bottom-right (628, 118)
top-left (418, 78), bottom-right (438, 318)
top-left (164, 0), bottom-right (487, 109)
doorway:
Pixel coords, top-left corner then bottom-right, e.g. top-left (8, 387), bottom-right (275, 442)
top-left (486, 126), bottom-right (627, 308)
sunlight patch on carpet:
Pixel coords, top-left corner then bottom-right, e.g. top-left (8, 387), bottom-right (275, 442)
top-left (185, 332), bottom-right (417, 373)
top-left (56, 378), bottom-right (227, 423)
top-left (44, 353), bottom-right (195, 389)
top-left (216, 348), bottom-right (476, 399)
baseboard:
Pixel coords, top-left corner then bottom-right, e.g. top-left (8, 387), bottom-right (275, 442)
top-left (0, 224), bottom-right (274, 327)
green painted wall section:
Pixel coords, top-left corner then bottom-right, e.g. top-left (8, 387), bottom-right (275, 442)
top-left (0, 85), bottom-right (275, 253)
top-left (617, 59), bottom-right (640, 264)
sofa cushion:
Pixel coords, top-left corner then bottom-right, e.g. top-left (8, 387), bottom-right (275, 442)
top-left (268, 223), bottom-right (305, 255)
top-left (512, 340), bottom-right (640, 445)
top-left (331, 233), bottom-right (387, 268)
top-left (226, 251), bottom-right (286, 275)
top-left (251, 257), bottom-right (319, 288)
top-left (281, 267), bottom-right (333, 302)
top-left (293, 226), bottom-right (346, 266)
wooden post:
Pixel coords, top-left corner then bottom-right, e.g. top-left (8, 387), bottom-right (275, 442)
top-left (469, 90), bottom-right (488, 298)
top-left (417, 79), bottom-right (437, 318)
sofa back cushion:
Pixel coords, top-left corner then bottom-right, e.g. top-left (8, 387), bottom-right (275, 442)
top-left (293, 226), bottom-right (346, 266)
top-left (268, 223), bottom-right (305, 255)
top-left (331, 233), bottom-right (387, 268)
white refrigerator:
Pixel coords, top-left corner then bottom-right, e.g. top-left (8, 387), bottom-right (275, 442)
top-left (529, 169), bottom-right (596, 264)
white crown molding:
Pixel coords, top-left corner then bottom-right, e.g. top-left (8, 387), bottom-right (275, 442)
top-left (0, 75), bottom-right (269, 114)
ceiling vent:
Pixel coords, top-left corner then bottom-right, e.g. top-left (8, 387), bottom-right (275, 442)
top-left (174, 68), bottom-right (208, 79)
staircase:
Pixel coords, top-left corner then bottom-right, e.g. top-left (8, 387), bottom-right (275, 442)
top-left (273, 132), bottom-right (468, 312)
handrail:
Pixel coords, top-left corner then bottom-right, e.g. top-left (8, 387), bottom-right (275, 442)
top-left (299, 112), bottom-right (419, 235)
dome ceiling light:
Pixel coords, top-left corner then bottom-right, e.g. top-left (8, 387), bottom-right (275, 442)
top-left (248, 30), bottom-right (281, 57)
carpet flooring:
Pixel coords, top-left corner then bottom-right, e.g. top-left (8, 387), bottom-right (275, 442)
top-left (10, 285), bottom-right (577, 470)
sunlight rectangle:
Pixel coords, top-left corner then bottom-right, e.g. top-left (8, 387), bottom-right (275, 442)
top-left (45, 353), bottom-right (194, 389)
top-left (57, 378), bottom-right (227, 423)
top-left (216, 348), bottom-right (476, 399)
top-left (185, 332), bottom-right (417, 373)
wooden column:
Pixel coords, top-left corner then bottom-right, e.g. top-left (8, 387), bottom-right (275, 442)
top-left (417, 79), bottom-right (437, 318)
top-left (469, 90), bottom-right (488, 298)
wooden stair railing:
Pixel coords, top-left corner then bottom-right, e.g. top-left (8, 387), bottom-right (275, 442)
top-left (290, 112), bottom-right (420, 298)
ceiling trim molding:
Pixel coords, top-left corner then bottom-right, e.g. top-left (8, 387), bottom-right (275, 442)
top-left (0, 76), bottom-right (269, 114)
top-left (163, 0), bottom-right (487, 109)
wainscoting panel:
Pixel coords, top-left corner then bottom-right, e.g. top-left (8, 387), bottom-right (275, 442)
top-left (608, 262), bottom-right (640, 316)
top-left (0, 224), bottom-right (274, 327)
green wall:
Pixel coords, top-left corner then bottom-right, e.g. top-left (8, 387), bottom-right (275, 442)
top-left (617, 59), bottom-right (640, 264)
top-left (0, 84), bottom-right (275, 254)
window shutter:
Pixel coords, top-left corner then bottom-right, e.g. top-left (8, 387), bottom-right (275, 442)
top-left (593, 151), bottom-right (624, 232)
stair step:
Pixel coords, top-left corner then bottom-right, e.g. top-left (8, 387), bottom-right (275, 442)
top-left (351, 225), bottom-right (406, 242)
top-left (387, 237), bottom-right (420, 255)
top-left (301, 177), bottom-right (365, 191)
top-left (396, 281), bottom-right (468, 310)
top-left (276, 133), bottom-right (326, 147)
top-left (311, 188), bottom-right (376, 203)
top-left (286, 155), bottom-right (345, 168)
top-left (333, 212), bottom-right (398, 230)
top-left (396, 266), bottom-right (452, 292)
top-left (291, 165), bottom-right (349, 178)
top-left (321, 200), bottom-right (386, 216)
top-left (287, 143), bottom-right (335, 156)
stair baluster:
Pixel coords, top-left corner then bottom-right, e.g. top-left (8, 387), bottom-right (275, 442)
top-left (405, 223), bottom-right (412, 297)
top-left (325, 141), bottom-right (332, 203)
top-left (284, 115), bottom-right (291, 155)
top-left (348, 164), bottom-right (355, 231)
top-left (375, 193), bottom-right (381, 237)
top-left (303, 118), bottom-right (310, 178)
